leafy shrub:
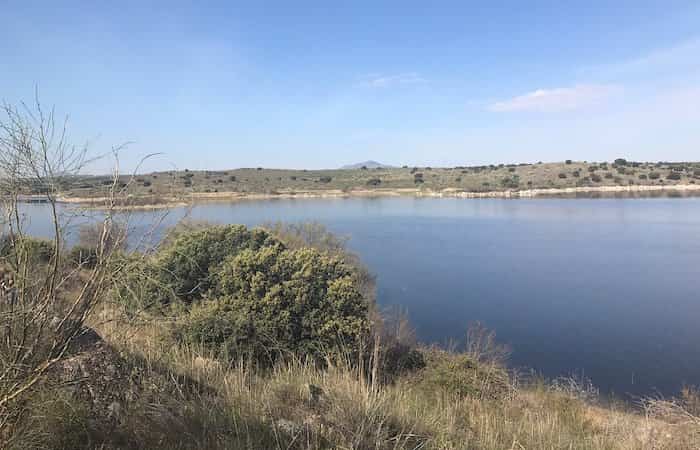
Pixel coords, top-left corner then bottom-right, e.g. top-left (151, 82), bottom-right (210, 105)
top-left (648, 172), bottom-right (661, 180)
top-left (319, 176), bottom-right (332, 183)
top-left (604, 172), bottom-right (614, 179)
top-left (667, 172), bottom-right (682, 181)
top-left (381, 342), bottom-right (425, 380)
top-left (614, 158), bottom-right (627, 166)
top-left (177, 245), bottom-right (370, 363)
top-left (229, 175), bottom-right (237, 182)
top-left (366, 178), bottom-right (381, 186)
top-left (0, 235), bottom-right (55, 266)
top-left (500, 176), bottom-right (519, 189)
top-left (558, 173), bottom-right (567, 179)
top-left (565, 160), bottom-right (572, 165)
top-left (413, 350), bottom-right (510, 400)
top-left (572, 171), bottom-right (580, 178)
top-left (638, 174), bottom-right (648, 180)
top-left (110, 253), bottom-right (179, 312)
top-left (157, 225), bottom-right (278, 303)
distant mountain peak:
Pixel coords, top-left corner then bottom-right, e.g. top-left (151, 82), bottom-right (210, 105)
top-left (341, 160), bottom-right (394, 170)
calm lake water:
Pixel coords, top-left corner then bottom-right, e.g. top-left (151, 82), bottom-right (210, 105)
top-left (16, 197), bottom-right (700, 397)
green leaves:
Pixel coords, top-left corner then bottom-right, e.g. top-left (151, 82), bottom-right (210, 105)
top-left (172, 227), bottom-right (370, 364)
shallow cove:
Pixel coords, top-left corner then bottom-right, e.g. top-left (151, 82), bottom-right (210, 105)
top-left (17, 196), bottom-right (700, 397)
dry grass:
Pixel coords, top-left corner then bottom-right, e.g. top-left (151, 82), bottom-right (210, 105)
top-left (8, 311), bottom-right (689, 450)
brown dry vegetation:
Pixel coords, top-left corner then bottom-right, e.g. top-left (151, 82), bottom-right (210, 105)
top-left (50, 160), bottom-right (700, 205)
top-left (6, 308), bottom-right (698, 450)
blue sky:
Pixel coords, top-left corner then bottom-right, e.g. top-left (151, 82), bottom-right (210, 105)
top-left (2, 1), bottom-right (699, 173)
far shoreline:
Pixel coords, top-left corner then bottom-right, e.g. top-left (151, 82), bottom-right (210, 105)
top-left (42, 183), bottom-right (700, 210)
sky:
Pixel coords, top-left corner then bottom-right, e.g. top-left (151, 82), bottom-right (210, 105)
top-left (2, 1), bottom-right (699, 173)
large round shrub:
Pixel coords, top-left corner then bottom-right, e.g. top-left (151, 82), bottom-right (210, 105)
top-left (177, 244), bottom-right (370, 363)
top-left (157, 225), bottom-right (278, 303)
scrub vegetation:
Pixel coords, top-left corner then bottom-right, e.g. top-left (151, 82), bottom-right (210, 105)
top-left (29, 160), bottom-right (700, 206)
top-left (2, 101), bottom-right (700, 450)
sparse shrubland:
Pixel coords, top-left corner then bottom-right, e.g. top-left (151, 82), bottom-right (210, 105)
top-left (47, 159), bottom-right (700, 205)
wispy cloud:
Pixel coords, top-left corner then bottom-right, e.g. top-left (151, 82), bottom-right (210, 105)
top-left (488, 84), bottom-right (619, 113)
top-left (359, 72), bottom-right (426, 88)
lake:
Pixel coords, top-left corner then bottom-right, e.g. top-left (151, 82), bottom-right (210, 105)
top-left (14, 197), bottom-right (700, 397)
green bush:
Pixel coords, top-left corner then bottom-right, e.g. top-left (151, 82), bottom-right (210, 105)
top-left (110, 253), bottom-right (180, 312)
top-left (157, 225), bottom-right (278, 303)
top-left (366, 178), bottom-right (381, 186)
top-left (177, 245), bottom-right (370, 363)
top-left (667, 172), bottom-right (682, 181)
top-left (319, 176), bottom-right (332, 183)
top-left (413, 350), bottom-right (510, 400)
top-left (0, 235), bottom-right (55, 266)
top-left (638, 174), bottom-right (648, 180)
top-left (649, 172), bottom-right (661, 180)
top-left (614, 158), bottom-right (627, 166)
top-left (500, 176), bottom-right (519, 189)
top-left (565, 160), bottom-right (572, 165)
top-left (591, 174), bottom-right (602, 182)
top-left (558, 173), bottom-right (567, 179)
top-left (381, 342), bottom-right (425, 380)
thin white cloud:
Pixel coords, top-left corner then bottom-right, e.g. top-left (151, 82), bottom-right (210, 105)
top-left (488, 84), bottom-right (619, 113)
top-left (360, 72), bottom-right (426, 88)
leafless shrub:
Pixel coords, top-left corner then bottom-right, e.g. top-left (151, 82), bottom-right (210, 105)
top-left (643, 387), bottom-right (700, 427)
top-left (0, 94), bottom-right (153, 436)
top-left (550, 374), bottom-right (600, 403)
top-left (465, 321), bottom-right (511, 366)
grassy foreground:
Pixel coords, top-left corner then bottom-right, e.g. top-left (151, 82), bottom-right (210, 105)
top-left (53, 160), bottom-right (700, 205)
top-left (6, 310), bottom-right (698, 450)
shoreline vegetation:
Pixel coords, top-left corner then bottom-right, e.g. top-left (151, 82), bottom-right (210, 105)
top-left (19, 159), bottom-right (700, 209)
